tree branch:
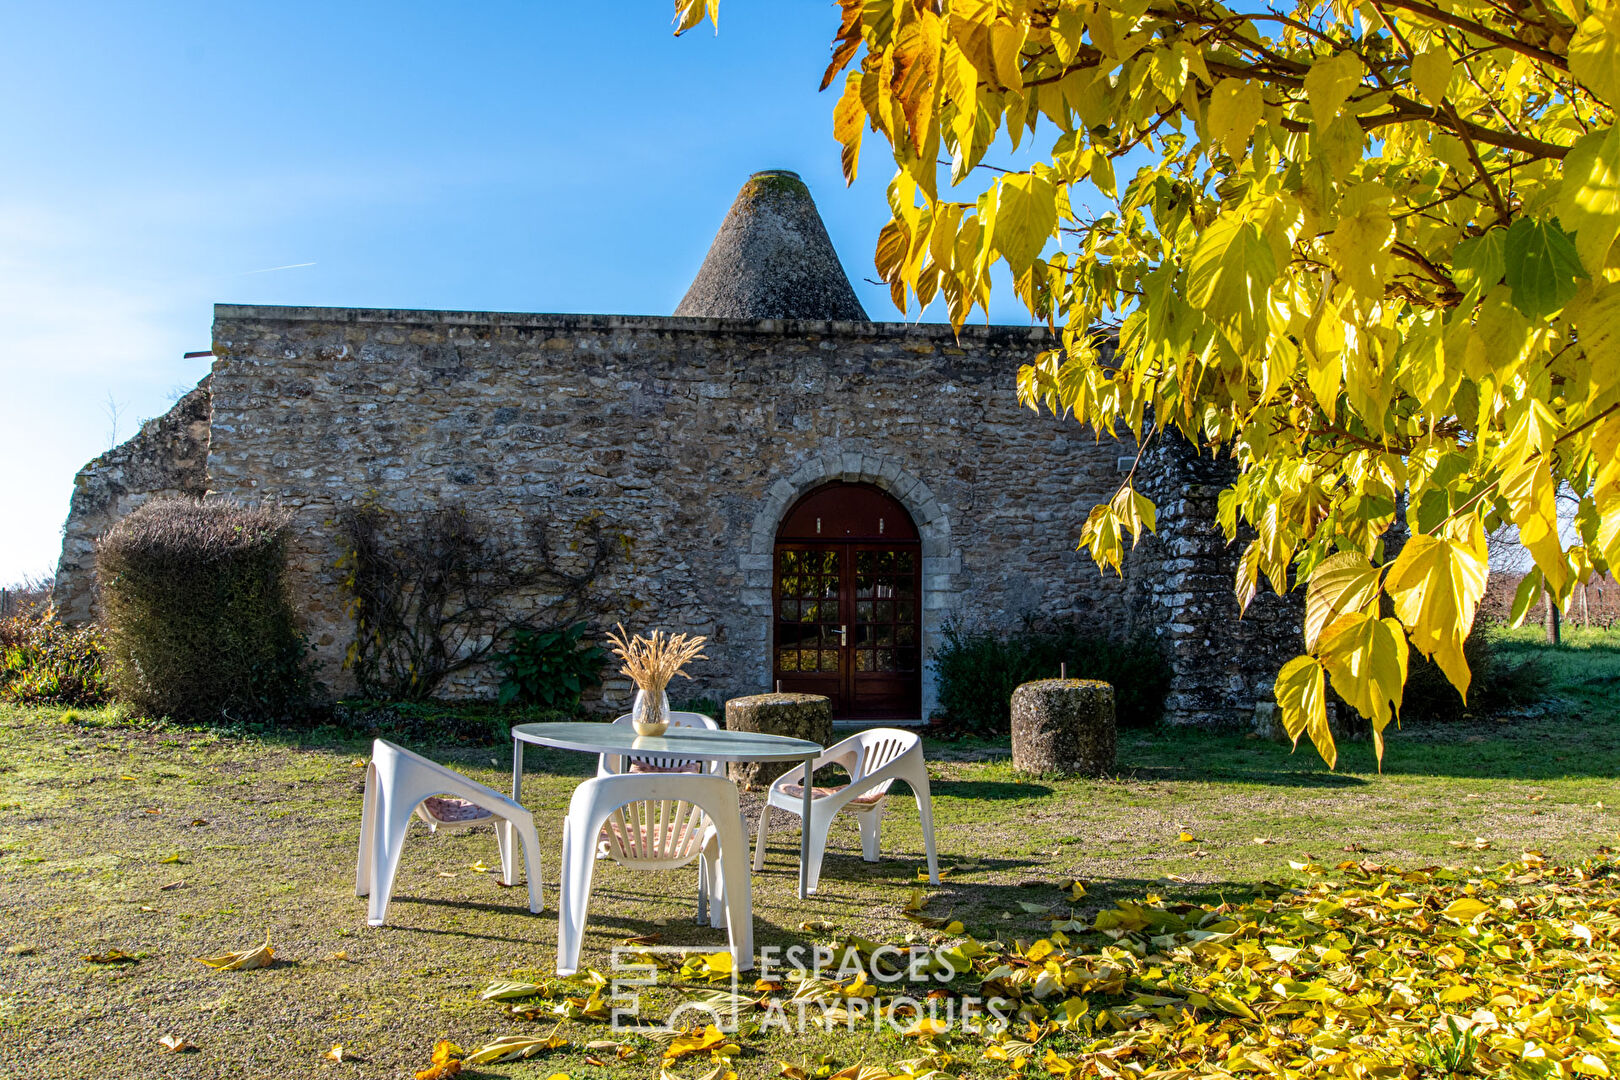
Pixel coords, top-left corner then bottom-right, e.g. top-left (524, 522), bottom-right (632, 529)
top-left (1376, 0), bottom-right (1569, 72)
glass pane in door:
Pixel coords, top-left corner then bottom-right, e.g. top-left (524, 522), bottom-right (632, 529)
top-left (774, 547), bottom-right (844, 685)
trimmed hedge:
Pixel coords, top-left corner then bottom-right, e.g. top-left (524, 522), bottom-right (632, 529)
top-left (931, 617), bottom-right (1170, 735)
top-left (96, 498), bottom-right (311, 722)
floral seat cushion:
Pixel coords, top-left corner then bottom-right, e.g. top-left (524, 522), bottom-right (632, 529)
top-left (597, 820), bottom-right (704, 861)
top-left (417, 795), bottom-right (494, 825)
top-left (627, 760), bottom-right (702, 775)
top-left (778, 782), bottom-right (887, 807)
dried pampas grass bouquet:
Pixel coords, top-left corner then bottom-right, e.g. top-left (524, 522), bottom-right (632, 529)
top-left (605, 624), bottom-right (709, 736)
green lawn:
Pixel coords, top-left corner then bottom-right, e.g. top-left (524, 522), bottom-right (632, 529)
top-left (1, 630), bottom-right (1617, 1078)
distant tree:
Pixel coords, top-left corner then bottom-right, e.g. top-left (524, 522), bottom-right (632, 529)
top-left (677, 0), bottom-right (1620, 765)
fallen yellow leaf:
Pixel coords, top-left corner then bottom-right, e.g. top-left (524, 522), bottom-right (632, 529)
top-left (664, 1024), bottom-right (725, 1061)
top-left (903, 888), bottom-right (927, 912)
top-left (157, 1035), bottom-right (196, 1053)
top-left (194, 931), bottom-right (274, 971)
top-left (1441, 897), bottom-right (1491, 922)
top-left (1178, 832), bottom-right (1196, 843)
top-left (463, 1028), bottom-right (566, 1064)
top-left (469, 861), bottom-right (492, 874)
top-left (828, 1066), bottom-right (895, 1080)
top-left (81, 949), bottom-right (138, 964)
top-left (414, 1040), bottom-right (463, 1080)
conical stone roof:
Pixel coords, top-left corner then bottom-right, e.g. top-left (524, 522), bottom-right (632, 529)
top-left (674, 170), bottom-right (868, 321)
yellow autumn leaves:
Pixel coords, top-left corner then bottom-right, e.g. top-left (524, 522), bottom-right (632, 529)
top-left (193, 931), bottom-right (274, 971)
top-left (1279, 520), bottom-right (1487, 767)
top-left (675, 0), bottom-right (1620, 767)
top-left (484, 849), bottom-right (1619, 1079)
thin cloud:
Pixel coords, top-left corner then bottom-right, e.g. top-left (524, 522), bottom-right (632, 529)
top-left (238, 261), bottom-right (316, 275)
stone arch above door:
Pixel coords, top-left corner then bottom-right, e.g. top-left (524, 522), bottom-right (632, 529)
top-left (740, 454), bottom-right (959, 719)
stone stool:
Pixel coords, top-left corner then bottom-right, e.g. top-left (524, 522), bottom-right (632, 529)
top-left (724, 693), bottom-right (833, 790)
top-left (1010, 679), bottom-right (1116, 777)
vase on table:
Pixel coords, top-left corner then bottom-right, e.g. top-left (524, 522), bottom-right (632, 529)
top-left (632, 688), bottom-right (672, 737)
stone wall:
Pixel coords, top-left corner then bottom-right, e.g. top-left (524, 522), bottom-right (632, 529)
top-left (51, 378), bottom-right (212, 624)
top-left (205, 306), bottom-right (1132, 715)
top-left (51, 305), bottom-right (1306, 725)
top-left (1125, 428), bottom-right (1303, 728)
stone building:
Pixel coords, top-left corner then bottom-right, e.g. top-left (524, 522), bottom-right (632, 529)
top-left (54, 170), bottom-right (1298, 726)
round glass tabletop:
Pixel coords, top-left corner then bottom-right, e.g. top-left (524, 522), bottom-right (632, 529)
top-left (510, 722), bottom-right (822, 762)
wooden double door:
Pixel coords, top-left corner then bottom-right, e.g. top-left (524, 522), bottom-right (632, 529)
top-left (773, 543), bottom-right (922, 720)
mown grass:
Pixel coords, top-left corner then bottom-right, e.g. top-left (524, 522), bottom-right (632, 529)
top-left (0, 631), bottom-right (1616, 1078)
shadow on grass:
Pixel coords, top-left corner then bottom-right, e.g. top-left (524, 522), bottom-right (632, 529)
top-left (928, 780), bottom-right (1054, 799)
top-left (381, 898), bottom-right (552, 944)
top-left (1108, 706), bottom-right (1620, 781)
top-left (1120, 764), bottom-right (1367, 787)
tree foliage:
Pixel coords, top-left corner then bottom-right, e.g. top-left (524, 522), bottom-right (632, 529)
top-left (677, 0), bottom-right (1620, 765)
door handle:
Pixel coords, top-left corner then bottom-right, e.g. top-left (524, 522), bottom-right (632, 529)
top-left (839, 624), bottom-right (849, 647)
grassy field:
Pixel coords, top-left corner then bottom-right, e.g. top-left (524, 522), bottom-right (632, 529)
top-left (1, 629), bottom-right (1617, 1078)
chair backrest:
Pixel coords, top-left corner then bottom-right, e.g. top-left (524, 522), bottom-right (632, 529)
top-left (572, 772), bottom-right (739, 867)
top-left (610, 711), bottom-right (719, 731)
top-left (602, 712), bottom-right (720, 774)
top-left (843, 728), bottom-right (922, 798)
top-left (368, 739), bottom-right (525, 816)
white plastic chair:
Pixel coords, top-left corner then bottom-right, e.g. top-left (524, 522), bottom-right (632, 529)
top-left (356, 739), bottom-right (543, 927)
top-left (596, 711), bottom-right (724, 777)
top-left (557, 772), bottom-right (753, 975)
top-left (754, 728), bottom-right (938, 894)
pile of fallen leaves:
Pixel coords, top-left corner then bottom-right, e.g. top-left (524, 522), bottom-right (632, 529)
top-left (949, 852), bottom-right (1620, 1079)
top-left (453, 852), bottom-right (1620, 1080)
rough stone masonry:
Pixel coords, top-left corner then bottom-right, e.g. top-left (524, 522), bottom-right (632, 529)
top-left (54, 170), bottom-right (1299, 725)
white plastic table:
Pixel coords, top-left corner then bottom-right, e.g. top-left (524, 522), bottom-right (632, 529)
top-left (509, 722), bottom-right (825, 899)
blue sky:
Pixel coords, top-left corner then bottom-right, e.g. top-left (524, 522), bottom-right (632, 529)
top-left (0, 1), bottom-right (1040, 586)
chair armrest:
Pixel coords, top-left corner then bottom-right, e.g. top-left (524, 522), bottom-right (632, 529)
top-left (771, 758), bottom-right (810, 790)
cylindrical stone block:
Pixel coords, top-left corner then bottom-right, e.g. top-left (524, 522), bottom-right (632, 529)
top-left (724, 692), bottom-right (832, 789)
top-left (1010, 678), bottom-right (1116, 776)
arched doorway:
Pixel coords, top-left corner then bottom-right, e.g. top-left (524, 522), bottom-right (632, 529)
top-left (772, 482), bottom-right (922, 720)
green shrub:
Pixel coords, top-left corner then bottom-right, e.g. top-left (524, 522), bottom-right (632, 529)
top-left (331, 700), bottom-right (578, 746)
top-left (931, 617), bottom-right (1170, 734)
top-left (493, 623), bottom-right (607, 709)
top-left (0, 606), bottom-right (109, 706)
top-left (96, 498), bottom-right (312, 723)
top-left (1402, 629), bottom-right (1550, 721)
